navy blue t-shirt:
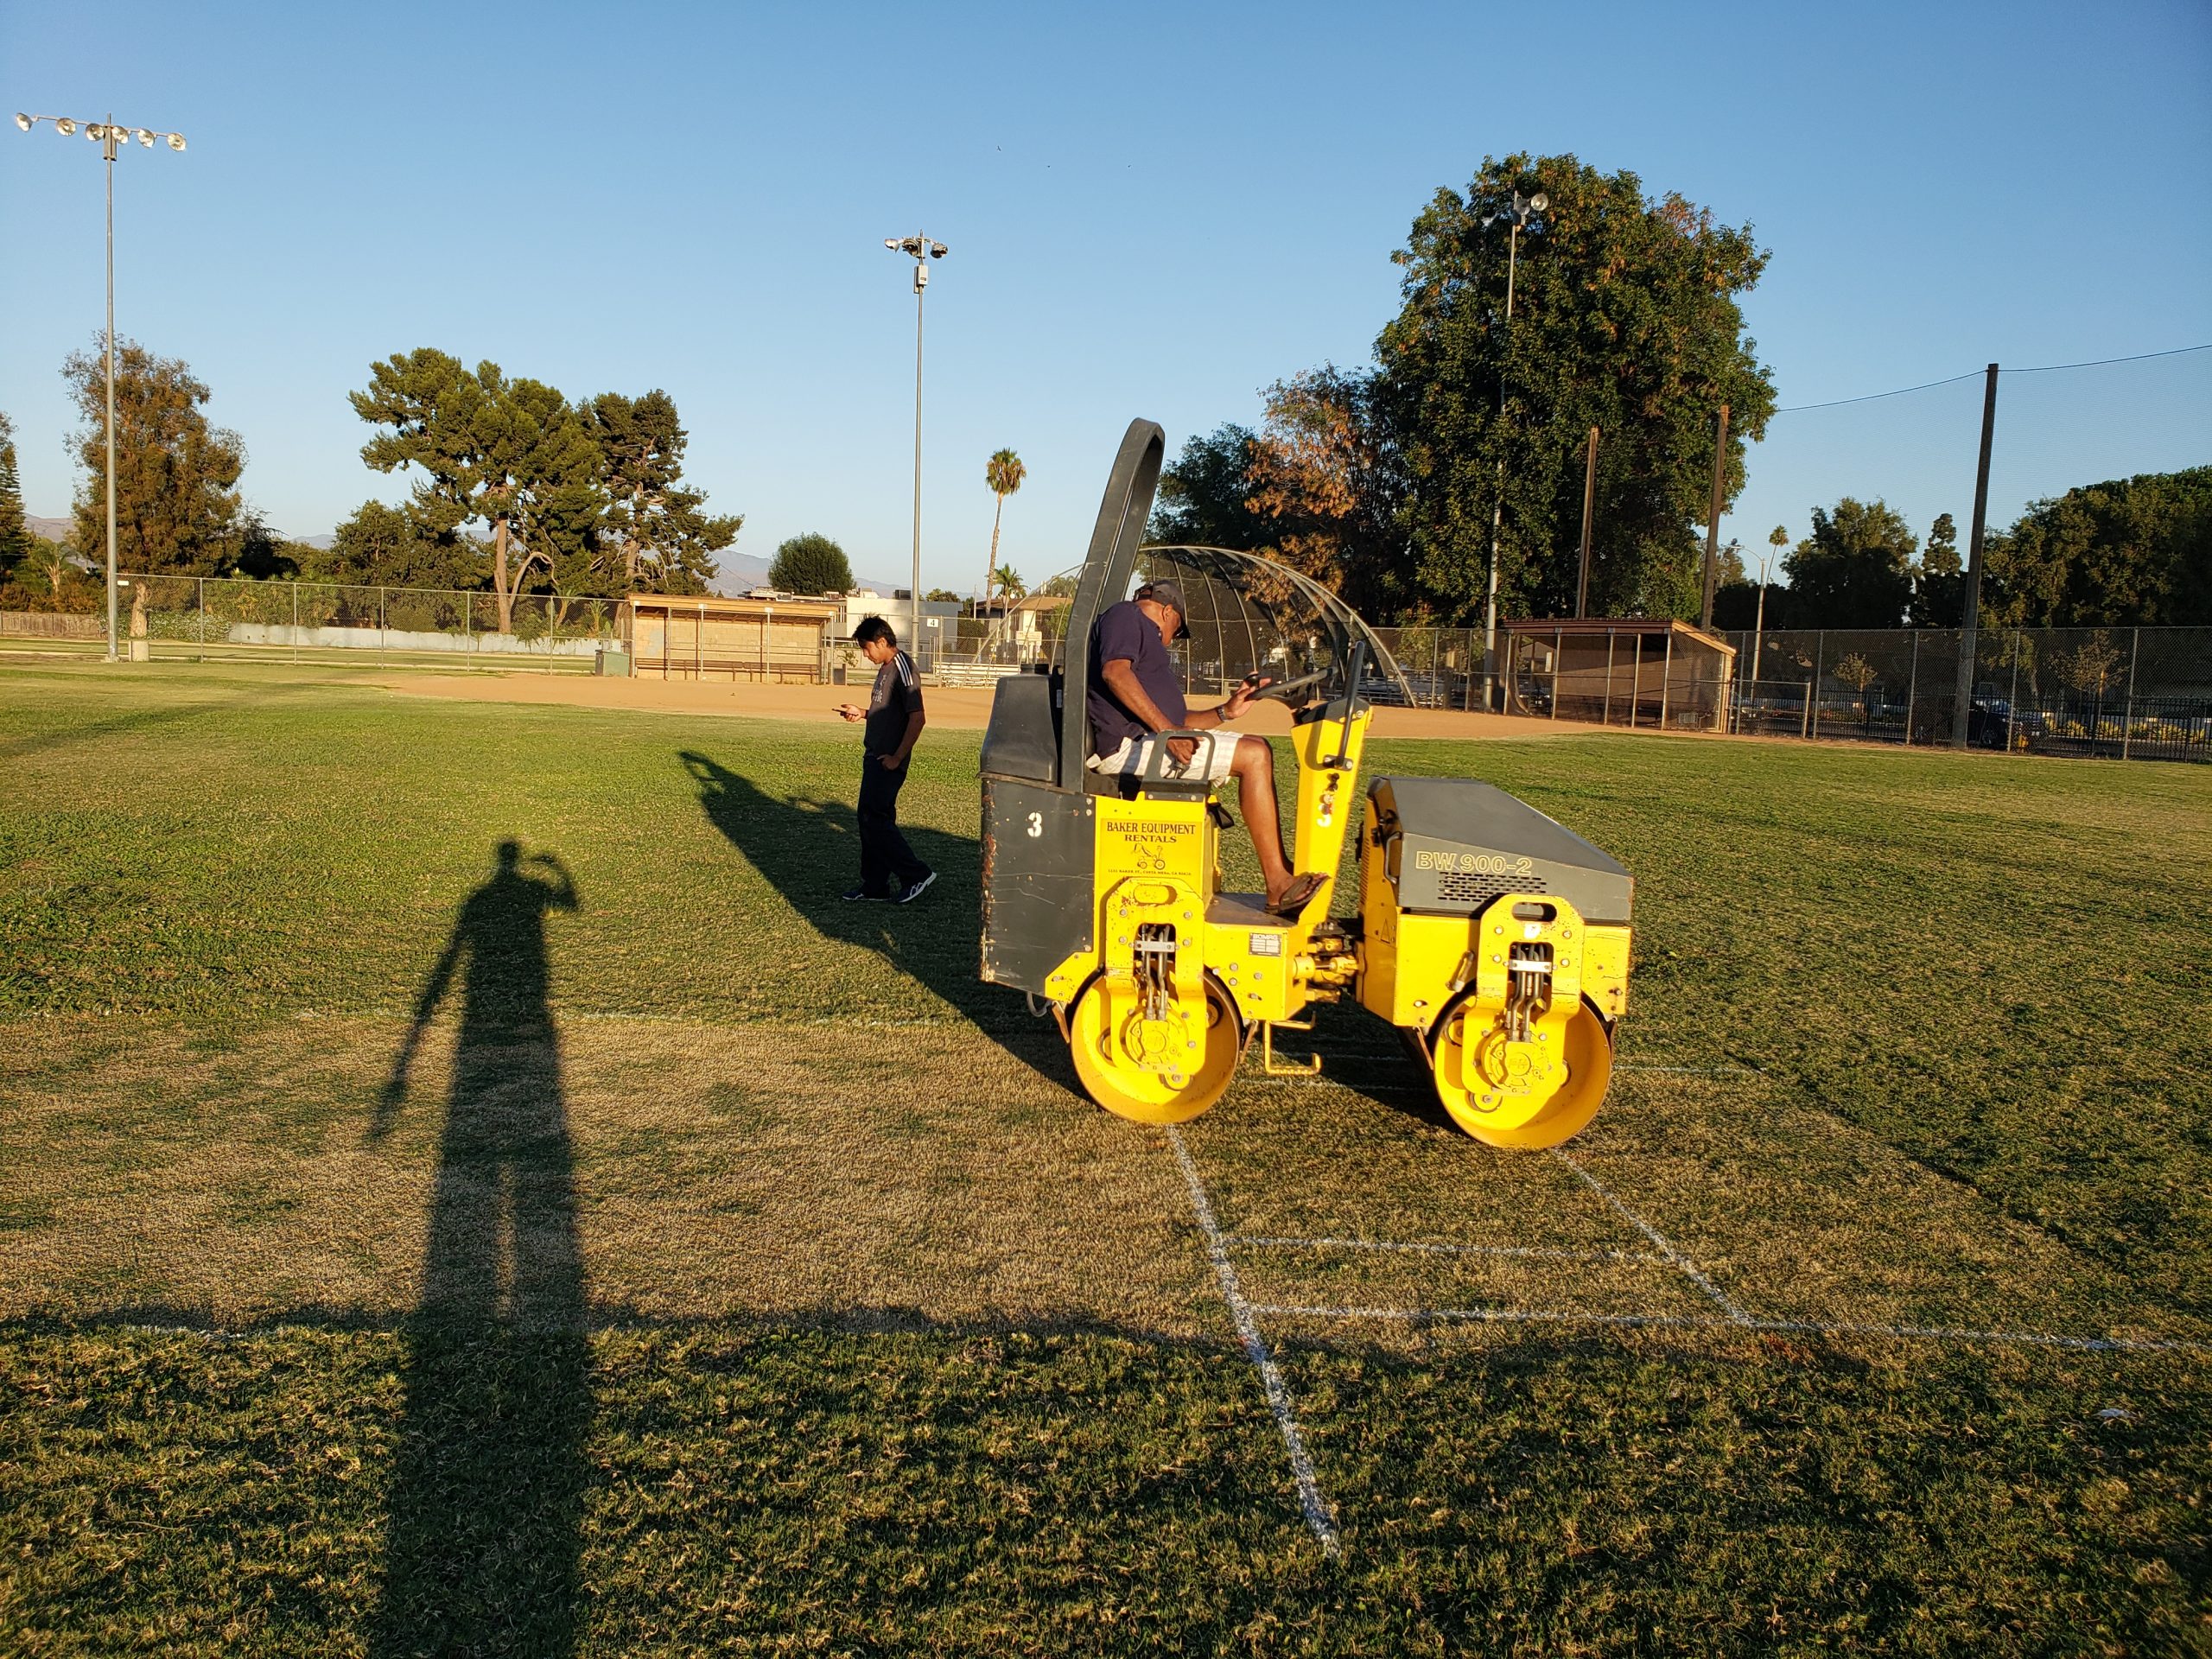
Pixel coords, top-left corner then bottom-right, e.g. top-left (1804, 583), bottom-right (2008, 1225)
top-left (863, 649), bottom-right (923, 757)
top-left (1086, 600), bottom-right (1185, 756)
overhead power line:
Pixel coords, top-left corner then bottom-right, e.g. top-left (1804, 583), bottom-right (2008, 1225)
top-left (2004, 342), bottom-right (2212, 374)
top-left (1772, 341), bottom-right (2211, 415)
top-left (1773, 371), bottom-right (1981, 414)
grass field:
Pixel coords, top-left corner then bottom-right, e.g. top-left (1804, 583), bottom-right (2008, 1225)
top-left (2, 659), bottom-right (2208, 1656)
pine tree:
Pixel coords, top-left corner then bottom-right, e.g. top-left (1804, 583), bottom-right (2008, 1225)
top-left (0, 410), bottom-right (31, 585)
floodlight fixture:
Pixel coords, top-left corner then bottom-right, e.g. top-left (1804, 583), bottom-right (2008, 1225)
top-left (929, 241), bottom-right (947, 258)
top-left (56, 117), bottom-right (76, 135)
top-left (167, 133), bottom-right (185, 150)
top-left (136, 128), bottom-right (154, 146)
top-left (14, 112), bottom-right (30, 131)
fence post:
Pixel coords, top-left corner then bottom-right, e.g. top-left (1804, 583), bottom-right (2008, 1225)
top-left (1552, 625), bottom-right (1563, 720)
top-left (1904, 632), bottom-right (1918, 745)
top-left (380, 586), bottom-right (388, 661)
top-left (2122, 626), bottom-right (2139, 760)
top-left (1603, 628), bottom-right (1616, 726)
top-left (466, 595), bottom-right (474, 671)
top-left (2005, 631), bottom-right (2019, 752)
top-left (1658, 630), bottom-right (1673, 729)
top-left (1809, 631), bottom-right (1824, 740)
top-left (197, 576), bottom-right (205, 654)
top-left (291, 581), bottom-right (299, 664)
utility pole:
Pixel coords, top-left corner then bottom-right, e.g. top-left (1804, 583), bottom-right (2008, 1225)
top-left (1575, 425), bottom-right (1598, 619)
top-left (884, 232), bottom-right (948, 665)
top-left (1949, 364), bottom-right (1999, 748)
top-left (1479, 188), bottom-right (1546, 712)
top-left (1700, 403), bottom-right (1729, 632)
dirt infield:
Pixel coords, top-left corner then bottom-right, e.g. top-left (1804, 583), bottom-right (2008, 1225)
top-left (378, 669), bottom-right (1611, 740)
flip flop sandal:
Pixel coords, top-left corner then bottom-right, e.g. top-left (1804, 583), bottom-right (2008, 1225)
top-left (1266, 872), bottom-right (1328, 918)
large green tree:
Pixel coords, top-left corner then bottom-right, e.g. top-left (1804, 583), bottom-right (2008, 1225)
top-left (1377, 154), bottom-right (1776, 622)
top-left (1983, 467), bottom-right (2211, 627)
top-left (351, 350), bottom-right (602, 632)
top-left (1908, 511), bottom-right (1962, 626)
top-left (1243, 368), bottom-right (1408, 618)
top-left (768, 533), bottom-right (852, 595)
top-left (1154, 155), bottom-right (1775, 625)
top-left (1781, 498), bottom-right (1917, 627)
top-left (1150, 424), bottom-right (1272, 551)
top-left (0, 410), bottom-right (30, 587)
top-left (584, 390), bottom-right (739, 596)
top-left (315, 499), bottom-right (486, 590)
top-left (64, 339), bottom-right (258, 575)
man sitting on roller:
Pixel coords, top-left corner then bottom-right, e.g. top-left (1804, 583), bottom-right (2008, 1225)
top-left (1086, 578), bottom-right (1327, 918)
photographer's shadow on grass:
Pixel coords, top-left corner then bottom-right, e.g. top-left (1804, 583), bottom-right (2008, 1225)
top-left (367, 838), bottom-right (591, 1657)
top-left (679, 749), bottom-right (1074, 1084)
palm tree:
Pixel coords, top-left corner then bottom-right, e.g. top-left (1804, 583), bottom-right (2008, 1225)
top-left (982, 448), bottom-right (1026, 613)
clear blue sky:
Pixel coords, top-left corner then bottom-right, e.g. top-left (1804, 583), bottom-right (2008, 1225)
top-left (3, 0), bottom-right (2208, 595)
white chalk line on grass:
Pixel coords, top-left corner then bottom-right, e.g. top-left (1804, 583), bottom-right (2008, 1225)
top-left (1252, 1302), bottom-right (1732, 1335)
top-left (1613, 1063), bottom-right (1764, 1077)
top-left (1537, 1152), bottom-right (2211, 1357)
top-left (1553, 1150), bottom-right (1758, 1325)
top-left (1224, 1234), bottom-right (1666, 1268)
top-left (1248, 1302), bottom-right (2211, 1357)
top-left (1165, 1126), bottom-right (1341, 1558)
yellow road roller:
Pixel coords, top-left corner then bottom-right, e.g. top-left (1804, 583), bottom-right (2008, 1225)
top-left (978, 420), bottom-right (1632, 1147)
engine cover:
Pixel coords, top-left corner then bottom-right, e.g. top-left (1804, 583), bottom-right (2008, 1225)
top-left (1365, 777), bottom-right (1632, 926)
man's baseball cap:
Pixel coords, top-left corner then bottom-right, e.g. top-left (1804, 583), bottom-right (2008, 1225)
top-left (1135, 579), bottom-right (1192, 639)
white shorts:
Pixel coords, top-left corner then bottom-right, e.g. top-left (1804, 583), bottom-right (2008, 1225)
top-left (1087, 732), bottom-right (1242, 786)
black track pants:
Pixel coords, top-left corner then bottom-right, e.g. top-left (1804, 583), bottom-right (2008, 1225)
top-left (857, 756), bottom-right (929, 896)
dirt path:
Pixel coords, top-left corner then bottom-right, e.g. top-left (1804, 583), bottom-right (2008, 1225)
top-left (378, 670), bottom-right (1622, 741)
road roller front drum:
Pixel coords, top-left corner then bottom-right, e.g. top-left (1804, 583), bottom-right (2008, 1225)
top-left (1068, 971), bottom-right (1244, 1126)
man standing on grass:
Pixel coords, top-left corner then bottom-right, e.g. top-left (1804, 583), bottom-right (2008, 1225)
top-left (835, 616), bottom-right (935, 904)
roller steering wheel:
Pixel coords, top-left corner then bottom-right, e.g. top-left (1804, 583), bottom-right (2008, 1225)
top-left (1245, 668), bottom-right (1332, 706)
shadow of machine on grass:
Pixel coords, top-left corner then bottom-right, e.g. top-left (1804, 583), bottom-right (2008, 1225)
top-left (678, 749), bottom-right (1079, 1095)
top-left (368, 838), bottom-right (592, 1658)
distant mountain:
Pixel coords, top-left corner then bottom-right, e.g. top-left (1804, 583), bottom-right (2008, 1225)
top-left (23, 515), bottom-right (336, 551)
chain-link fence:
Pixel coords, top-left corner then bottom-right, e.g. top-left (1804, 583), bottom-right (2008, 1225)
top-left (0, 575), bottom-right (622, 671)
top-left (1726, 625), bottom-right (2212, 762)
top-left (10, 576), bottom-right (2206, 762)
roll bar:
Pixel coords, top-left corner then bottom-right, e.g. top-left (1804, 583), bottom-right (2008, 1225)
top-left (1057, 419), bottom-right (1166, 786)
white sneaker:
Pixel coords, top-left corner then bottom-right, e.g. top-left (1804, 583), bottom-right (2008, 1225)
top-left (897, 870), bottom-right (938, 904)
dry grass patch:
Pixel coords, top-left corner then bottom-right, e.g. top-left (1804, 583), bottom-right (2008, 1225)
top-left (0, 1013), bottom-right (1213, 1337)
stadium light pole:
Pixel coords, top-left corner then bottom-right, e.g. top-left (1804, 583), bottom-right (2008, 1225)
top-left (1479, 189), bottom-right (1546, 713)
top-left (15, 111), bottom-right (187, 664)
top-left (884, 232), bottom-right (947, 666)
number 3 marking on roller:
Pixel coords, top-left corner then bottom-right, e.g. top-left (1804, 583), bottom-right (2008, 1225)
top-left (1027, 812), bottom-right (1043, 838)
